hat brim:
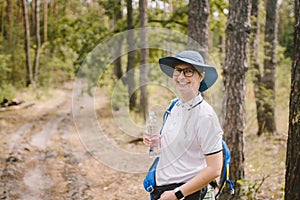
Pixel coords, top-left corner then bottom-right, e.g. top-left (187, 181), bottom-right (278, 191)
top-left (159, 56), bottom-right (218, 92)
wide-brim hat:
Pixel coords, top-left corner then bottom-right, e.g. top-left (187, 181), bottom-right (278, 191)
top-left (159, 50), bottom-right (218, 92)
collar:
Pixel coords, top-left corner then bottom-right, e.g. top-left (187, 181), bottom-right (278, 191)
top-left (178, 94), bottom-right (204, 111)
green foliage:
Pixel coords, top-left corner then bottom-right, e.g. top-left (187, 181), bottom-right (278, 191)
top-left (38, 42), bottom-right (77, 87)
top-left (210, 0), bottom-right (228, 48)
top-left (210, 0), bottom-right (228, 32)
top-left (148, 1), bottom-right (188, 32)
top-left (109, 77), bottom-right (129, 110)
top-left (0, 54), bottom-right (13, 102)
top-left (47, 9), bottom-right (109, 72)
top-left (0, 84), bottom-right (14, 103)
top-left (0, 0), bottom-right (295, 111)
top-left (99, 0), bottom-right (121, 19)
top-left (0, 54), bottom-right (11, 86)
top-left (0, 0), bottom-right (106, 91)
top-left (276, 45), bottom-right (292, 109)
top-left (278, 0), bottom-right (295, 57)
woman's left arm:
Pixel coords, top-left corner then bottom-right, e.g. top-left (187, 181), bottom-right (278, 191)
top-left (180, 151), bottom-right (223, 196)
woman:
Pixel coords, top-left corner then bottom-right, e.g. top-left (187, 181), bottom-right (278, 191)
top-left (144, 50), bottom-right (223, 200)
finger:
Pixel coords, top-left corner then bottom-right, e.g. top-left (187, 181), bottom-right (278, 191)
top-left (143, 137), bottom-right (151, 146)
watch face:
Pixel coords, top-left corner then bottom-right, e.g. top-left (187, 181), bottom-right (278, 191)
top-left (175, 190), bottom-right (184, 199)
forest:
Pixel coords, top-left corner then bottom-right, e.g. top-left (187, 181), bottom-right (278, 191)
top-left (0, 0), bottom-right (299, 200)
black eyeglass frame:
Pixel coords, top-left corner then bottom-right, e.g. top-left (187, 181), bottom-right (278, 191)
top-left (173, 67), bottom-right (196, 77)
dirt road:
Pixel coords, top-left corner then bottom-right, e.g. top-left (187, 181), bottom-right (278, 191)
top-left (0, 84), bottom-right (148, 200)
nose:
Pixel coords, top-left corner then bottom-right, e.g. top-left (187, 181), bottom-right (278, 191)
top-left (178, 70), bottom-right (185, 78)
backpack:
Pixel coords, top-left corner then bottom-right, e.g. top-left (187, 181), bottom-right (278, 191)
top-left (143, 98), bottom-right (234, 199)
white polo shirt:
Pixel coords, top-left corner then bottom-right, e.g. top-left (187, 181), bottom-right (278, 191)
top-left (156, 94), bottom-right (223, 185)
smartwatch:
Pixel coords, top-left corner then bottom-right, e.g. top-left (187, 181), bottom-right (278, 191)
top-left (174, 187), bottom-right (185, 200)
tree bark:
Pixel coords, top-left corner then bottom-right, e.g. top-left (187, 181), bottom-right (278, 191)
top-left (187, 0), bottom-right (209, 53)
top-left (250, 0), bottom-right (265, 136)
top-left (139, 0), bottom-right (149, 120)
top-left (49, 0), bottom-right (54, 15)
top-left (126, 0), bottom-right (137, 111)
top-left (113, 0), bottom-right (123, 80)
top-left (6, 0), bottom-right (13, 50)
top-left (0, 2), bottom-right (5, 35)
top-left (43, 0), bottom-right (47, 43)
top-left (33, 0), bottom-right (41, 87)
top-left (260, 0), bottom-right (278, 135)
top-left (284, 0), bottom-right (300, 198)
top-left (30, 0), bottom-right (36, 36)
top-left (21, 0), bottom-right (33, 87)
top-left (221, 1), bottom-right (251, 199)
top-left (187, 0), bottom-right (210, 100)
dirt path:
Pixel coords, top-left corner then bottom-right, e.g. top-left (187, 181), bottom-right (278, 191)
top-left (0, 84), bottom-right (148, 200)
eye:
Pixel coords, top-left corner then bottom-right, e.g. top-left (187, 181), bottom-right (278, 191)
top-left (185, 69), bottom-right (194, 73)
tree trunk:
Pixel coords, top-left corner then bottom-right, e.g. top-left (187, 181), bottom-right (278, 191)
top-left (139, 0), bottom-right (148, 121)
top-left (33, 0), bottom-right (41, 87)
top-left (6, 0), bottom-right (13, 50)
top-left (126, 0), bottom-right (137, 111)
top-left (30, 0), bottom-right (35, 36)
top-left (187, 0), bottom-right (210, 100)
top-left (250, 0), bottom-right (265, 136)
top-left (260, 0), bottom-right (278, 135)
top-left (49, 0), bottom-right (54, 15)
top-left (21, 0), bottom-right (34, 87)
top-left (43, 0), bottom-right (47, 43)
top-left (113, 0), bottom-right (123, 80)
top-left (284, 0), bottom-right (300, 198)
top-left (0, 1), bottom-right (6, 36)
top-left (187, 0), bottom-right (209, 53)
top-left (221, 1), bottom-right (251, 199)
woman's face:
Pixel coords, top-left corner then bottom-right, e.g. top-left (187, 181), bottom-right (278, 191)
top-left (172, 63), bottom-right (204, 101)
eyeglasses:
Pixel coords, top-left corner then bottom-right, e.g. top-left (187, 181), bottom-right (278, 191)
top-left (173, 68), bottom-right (195, 77)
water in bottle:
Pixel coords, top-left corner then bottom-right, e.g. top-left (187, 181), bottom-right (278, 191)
top-left (146, 111), bottom-right (160, 157)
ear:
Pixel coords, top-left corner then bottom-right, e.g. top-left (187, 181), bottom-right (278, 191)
top-left (200, 71), bottom-right (205, 82)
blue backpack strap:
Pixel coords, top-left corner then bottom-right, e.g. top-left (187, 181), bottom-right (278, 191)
top-left (143, 157), bottom-right (159, 193)
top-left (161, 98), bottom-right (179, 131)
top-left (215, 140), bottom-right (234, 199)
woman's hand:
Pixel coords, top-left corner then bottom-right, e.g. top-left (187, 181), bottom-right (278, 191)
top-left (158, 190), bottom-right (177, 200)
top-left (143, 135), bottom-right (152, 146)
top-left (143, 132), bottom-right (162, 146)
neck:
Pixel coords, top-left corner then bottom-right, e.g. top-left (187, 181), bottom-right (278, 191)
top-left (180, 91), bottom-right (200, 103)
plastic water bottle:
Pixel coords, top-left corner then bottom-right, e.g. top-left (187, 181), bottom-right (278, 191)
top-left (146, 111), bottom-right (160, 157)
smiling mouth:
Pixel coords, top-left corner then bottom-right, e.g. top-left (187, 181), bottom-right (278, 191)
top-left (177, 81), bottom-right (190, 87)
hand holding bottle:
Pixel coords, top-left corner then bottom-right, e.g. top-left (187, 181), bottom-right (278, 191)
top-left (143, 132), bottom-right (162, 146)
top-left (144, 111), bottom-right (161, 157)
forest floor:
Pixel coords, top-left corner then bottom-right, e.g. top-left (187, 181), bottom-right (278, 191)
top-left (0, 82), bottom-right (286, 200)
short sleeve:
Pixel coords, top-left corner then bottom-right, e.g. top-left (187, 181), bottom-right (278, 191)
top-left (197, 112), bottom-right (223, 155)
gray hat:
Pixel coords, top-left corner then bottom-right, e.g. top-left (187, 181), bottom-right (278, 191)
top-left (159, 50), bottom-right (218, 92)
